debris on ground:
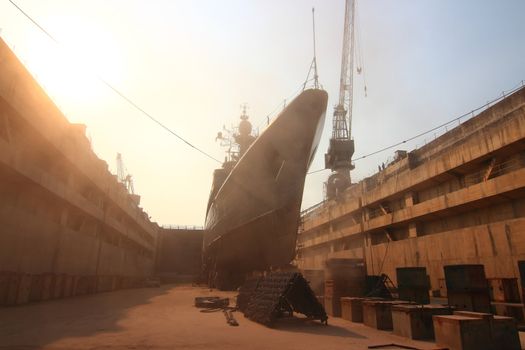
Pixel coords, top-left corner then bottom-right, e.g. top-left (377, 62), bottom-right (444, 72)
top-left (368, 344), bottom-right (447, 350)
top-left (194, 296), bottom-right (230, 309)
top-left (223, 309), bottom-right (239, 326)
top-left (195, 296), bottom-right (239, 326)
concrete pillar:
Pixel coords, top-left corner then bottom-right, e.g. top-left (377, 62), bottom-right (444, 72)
top-left (362, 207), bottom-right (369, 222)
top-left (364, 232), bottom-right (375, 275)
top-left (94, 205), bottom-right (108, 280)
top-left (50, 205), bottom-right (68, 273)
top-left (405, 191), bottom-right (417, 207)
top-left (408, 222), bottom-right (419, 238)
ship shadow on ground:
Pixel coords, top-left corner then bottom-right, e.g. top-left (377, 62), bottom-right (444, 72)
top-left (271, 316), bottom-right (367, 338)
top-left (0, 285), bottom-right (171, 349)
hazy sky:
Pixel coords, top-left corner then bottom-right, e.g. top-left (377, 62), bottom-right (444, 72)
top-left (1, 0), bottom-right (524, 226)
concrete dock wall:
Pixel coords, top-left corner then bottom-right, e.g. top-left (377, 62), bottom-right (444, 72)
top-left (155, 228), bottom-right (203, 282)
top-left (0, 38), bottom-right (159, 305)
top-left (364, 217), bottom-right (525, 289)
top-left (297, 85), bottom-right (525, 292)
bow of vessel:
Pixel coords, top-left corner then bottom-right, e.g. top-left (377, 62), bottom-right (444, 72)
top-left (203, 88), bottom-right (328, 289)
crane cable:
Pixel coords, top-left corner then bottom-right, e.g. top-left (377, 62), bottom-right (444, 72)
top-left (8, 0), bottom-right (222, 164)
top-left (354, 0), bottom-right (367, 96)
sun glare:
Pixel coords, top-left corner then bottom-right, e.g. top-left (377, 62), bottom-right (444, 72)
top-left (23, 15), bottom-right (124, 110)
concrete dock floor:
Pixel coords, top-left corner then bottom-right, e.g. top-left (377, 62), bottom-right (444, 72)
top-left (0, 284), bottom-right (523, 350)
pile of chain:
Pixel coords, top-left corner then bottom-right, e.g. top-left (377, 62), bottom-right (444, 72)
top-left (237, 272), bottom-right (328, 326)
top-left (236, 276), bottom-right (261, 312)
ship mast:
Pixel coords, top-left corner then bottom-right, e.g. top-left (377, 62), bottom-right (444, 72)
top-left (215, 105), bottom-right (256, 164)
top-left (324, 0), bottom-right (356, 199)
top-left (304, 7), bottom-right (320, 90)
top-left (312, 7), bottom-right (319, 89)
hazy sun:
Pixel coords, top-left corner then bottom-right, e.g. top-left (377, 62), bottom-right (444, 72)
top-left (23, 15), bottom-right (124, 108)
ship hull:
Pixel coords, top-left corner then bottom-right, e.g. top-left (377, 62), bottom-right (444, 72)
top-left (204, 89), bottom-right (328, 288)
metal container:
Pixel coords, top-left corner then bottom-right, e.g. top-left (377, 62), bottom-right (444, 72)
top-left (363, 300), bottom-right (410, 330)
top-left (396, 267), bottom-right (430, 289)
top-left (487, 278), bottom-right (520, 303)
top-left (392, 304), bottom-right (453, 340)
top-left (433, 315), bottom-right (493, 350)
top-left (444, 264), bottom-right (488, 292)
top-left (448, 292), bottom-right (491, 313)
top-left (324, 295), bottom-right (341, 317)
top-left (398, 288), bottom-right (430, 305)
top-left (341, 297), bottom-right (364, 322)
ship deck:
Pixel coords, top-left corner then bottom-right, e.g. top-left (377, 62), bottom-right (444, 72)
top-left (2, 284), bottom-right (517, 350)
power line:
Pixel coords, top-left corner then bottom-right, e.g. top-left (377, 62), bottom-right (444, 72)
top-left (11, 1), bottom-right (524, 171)
top-left (307, 168), bottom-right (326, 175)
top-left (8, 0), bottom-right (222, 164)
top-left (307, 80), bottom-right (525, 175)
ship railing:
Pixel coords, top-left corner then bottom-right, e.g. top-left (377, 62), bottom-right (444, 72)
top-left (162, 225), bottom-right (204, 231)
top-left (464, 157), bottom-right (523, 187)
top-left (301, 200), bottom-right (327, 218)
top-left (359, 83), bottom-right (525, 190)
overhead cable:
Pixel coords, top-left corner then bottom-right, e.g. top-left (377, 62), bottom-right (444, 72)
top-left (8, 0), bottom-right (222, 164)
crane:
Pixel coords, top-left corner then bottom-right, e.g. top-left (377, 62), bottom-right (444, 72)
top-left (324, 0), bottom-right (357, 199)
top-left (116, 152), bottom-right (135, 195)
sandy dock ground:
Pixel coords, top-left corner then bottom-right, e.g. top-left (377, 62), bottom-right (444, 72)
top-left (1, 284), bottom-right (522, 349)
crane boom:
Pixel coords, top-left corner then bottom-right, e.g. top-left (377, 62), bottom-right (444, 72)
top-left (116, 152), bottom-right (135, 195)
top-left (324, 0), bottom-right (356, 199)
top-left (338, 0), bottom-right (355, 137)
top-left (116, 153), bottom-right (125, 182)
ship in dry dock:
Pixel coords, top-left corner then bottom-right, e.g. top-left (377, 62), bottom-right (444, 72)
top-left (203, 88), bottom-right (328, 289)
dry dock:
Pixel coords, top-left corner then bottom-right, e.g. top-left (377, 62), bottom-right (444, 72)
top-left (0, 36), bottom-right (160, 305)
top-left (0, 284), bottom-right (470, 350)
top-left (3, 7), bottom-right (525, 350)
top-left (298, 85), bottom-right (525, 295)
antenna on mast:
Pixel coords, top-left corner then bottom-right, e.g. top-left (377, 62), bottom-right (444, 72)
top-left (304, 7), bottom-right (320, 90)
top-left (312, 7), bottom-right (319, 89)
